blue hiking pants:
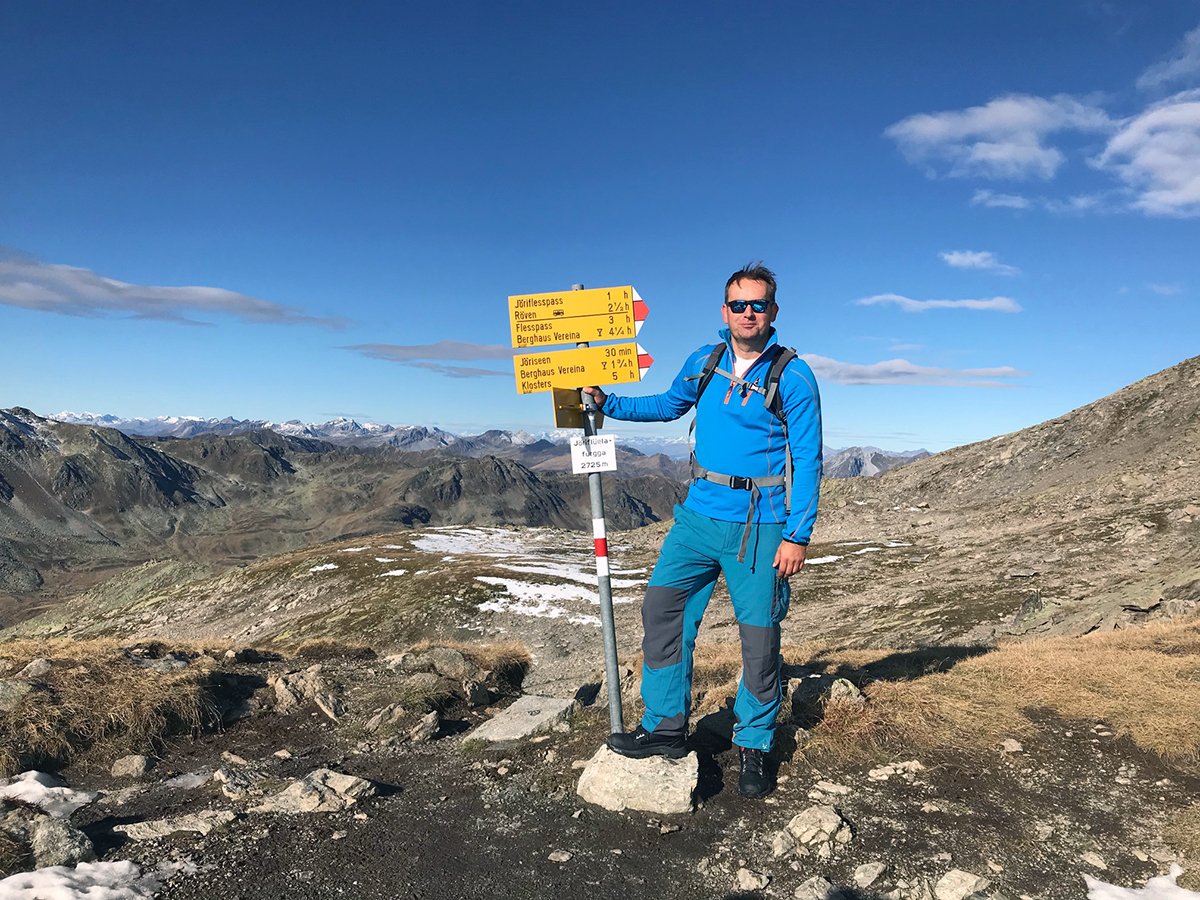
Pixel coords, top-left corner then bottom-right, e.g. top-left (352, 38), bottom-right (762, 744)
top-left (638, 504), bottom-right (791, 751)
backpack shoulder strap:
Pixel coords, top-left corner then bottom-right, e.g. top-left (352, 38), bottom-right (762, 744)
top-left (683, 343), bottom-right (728, 403)
top-left (762, 346), bottom-right (797, 419)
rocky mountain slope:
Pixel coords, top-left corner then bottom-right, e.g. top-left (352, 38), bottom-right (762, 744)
top-left (823, 447), bottom-right (931, 479)
top-left (808, 353), bottom-right (1200, 644)
top-left (0, 410), bottom-right (685, 619)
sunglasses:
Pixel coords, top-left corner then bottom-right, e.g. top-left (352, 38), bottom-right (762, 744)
top-left (725, 299), bottom-right (771, 314)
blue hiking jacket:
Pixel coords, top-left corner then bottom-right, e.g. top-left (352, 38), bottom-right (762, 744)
top-left (602, 328), bottom-right (822, 544)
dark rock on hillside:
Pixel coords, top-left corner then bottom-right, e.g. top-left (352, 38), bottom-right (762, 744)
top-left (400, 457), bottom-right (574, 527)
top-left (0, 540), bottom-right (41, 593)
top-left (143, 431), bottom-right (329, 483)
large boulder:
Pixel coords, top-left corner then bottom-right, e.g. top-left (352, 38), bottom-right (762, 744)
top-left (576, 746), bottom-right (697, 815)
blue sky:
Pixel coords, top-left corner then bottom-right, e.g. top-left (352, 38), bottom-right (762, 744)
top-left (2, 1), bottom-right (1198, 452)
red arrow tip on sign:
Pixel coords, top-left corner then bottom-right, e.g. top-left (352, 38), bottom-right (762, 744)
top-left (637, 351), bottom-right (654, 370)
top-left (633, 299), bottom-right (649, 321)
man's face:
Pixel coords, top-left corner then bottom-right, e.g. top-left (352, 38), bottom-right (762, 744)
top-left (722, 278), bottom-right (777, 345)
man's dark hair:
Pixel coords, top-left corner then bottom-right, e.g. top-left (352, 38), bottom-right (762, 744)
top-left (725, 261), bottom-right (777, 304)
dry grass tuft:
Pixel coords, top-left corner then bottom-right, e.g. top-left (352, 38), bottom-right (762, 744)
top-left (689, 644), bottom-right (743, 718)
top-left (801, 621), bottom-right (1200, 765)
top-left (0, 638), bottom-right (217, 777)
top-left (683, 621), bottom-right (1200, 767)
top-left (0, 829), bottom-right (27, 878)
top-left (1165, 802), bottom-right (1200, 889)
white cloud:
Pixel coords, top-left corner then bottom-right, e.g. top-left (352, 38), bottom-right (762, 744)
top-left (885, 94), bottom-right (1113, 180)
top-left (346, 340), bottom-right (512, 379)
top-left (802, 353), bottom-right (1027, 387)
top-left (971, 189), bottom-right (1032, 209)
top-left (1092, 90), bottom-right (1200, 217)
top-left (856, 293), bottom-right (1022, 313)
top-left (939, 250), bottom-right (1021, 276)
top-left (0, 248), bottom-right (345, 327)
top-left (1137, 25), bottom-right (1200, 90)
top-left (1041, 192), bottom-right (1118, 214)
top-left (1147, 282), bottom-right (1184, 296)
top-left (347, 340), bottom-right (513, 362)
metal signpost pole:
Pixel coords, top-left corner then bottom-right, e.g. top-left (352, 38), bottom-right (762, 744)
top-left (573, 283), bottom-right (625, 734)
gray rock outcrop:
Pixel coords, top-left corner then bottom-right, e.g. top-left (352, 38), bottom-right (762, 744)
top-left (115, 810), bottom-right (236, 841)
top-left (933, 869), bottom-right (990, 900)
top-left (772, 804), bottom-right (853, 859)
top-left (111, 755), bottom-right (153, 778)
top-left (249, 769), bottom-right (375, 814)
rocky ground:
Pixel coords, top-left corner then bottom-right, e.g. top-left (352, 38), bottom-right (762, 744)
top-left (2, 633), bottom-right (1198, 900)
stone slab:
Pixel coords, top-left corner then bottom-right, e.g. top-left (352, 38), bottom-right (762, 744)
top-left (469, 695), bottom-right (575, 743)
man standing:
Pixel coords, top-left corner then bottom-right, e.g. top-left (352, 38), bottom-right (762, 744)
top-left (583, 262), bottom-right (822, 798)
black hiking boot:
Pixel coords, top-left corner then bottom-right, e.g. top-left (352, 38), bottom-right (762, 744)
top-left (607, 725), bottom-right (688, 760)
top-left (737, 746), bottom-right (772, 798)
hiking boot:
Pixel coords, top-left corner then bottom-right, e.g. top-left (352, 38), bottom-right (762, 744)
top-left (737, 746), bottom-right (772, 798)
top-left (607, 725), bottom-right (687, 760)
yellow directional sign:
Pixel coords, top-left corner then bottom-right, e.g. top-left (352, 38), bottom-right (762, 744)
top-left (508, 285), bottom-right (648, 349)
top-left (514, 342), bottom-right (645, 395)
top-left (512, 311), bottom-right (636, 349)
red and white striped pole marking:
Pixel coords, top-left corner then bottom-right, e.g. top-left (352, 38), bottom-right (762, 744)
top-left (593, 517), bottom-right (609, 579)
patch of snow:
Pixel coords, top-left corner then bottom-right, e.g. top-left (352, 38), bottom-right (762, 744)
top-left (475, 576), bottom-right (598, 604)
top-left (154, 857), bottom-right (200, 880)
top-left (161, 772), bottom-right (210, 790)
top-left (496, 563), bottom-right (646, 589)
top-left (477, 595), bottom-right (601, 628)
top-left (338, 546), bottom-right (369, 553)
top-left (1086, 865), bottom-right (1200, 900)
top-left (414, 525), bottom-right (567, 557)
top-left (308, 563), bottom-right (338, 573)
top-left (474, 576), bottom-right (626, 627)
top-left (835, 541), bottom-right (874, 546)
top-left (853, 547), bottom-right (884, 555)
top-left (377, 569), bottom-right (408, 577)
top-left (0, 771), bottom-right (98, 818)
top-left (885, 541), bottom-right (913, 547)
top-left (374, 557), bottom-right (396, 563)
top-left (0, 859), bottom-right (157, 898)
top-left (381, 544), bottom-right (406, 549)
top-left (806, 555), bottom-right (843, 565)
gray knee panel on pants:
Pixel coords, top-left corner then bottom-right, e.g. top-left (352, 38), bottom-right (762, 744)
top-left (642, 585), bottom-right (689, 668)
top-left (739, 622), bottom-right (781, 702)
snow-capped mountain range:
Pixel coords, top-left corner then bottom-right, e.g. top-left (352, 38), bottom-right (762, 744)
top-left (50, 412), bottom-right (543, 453)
